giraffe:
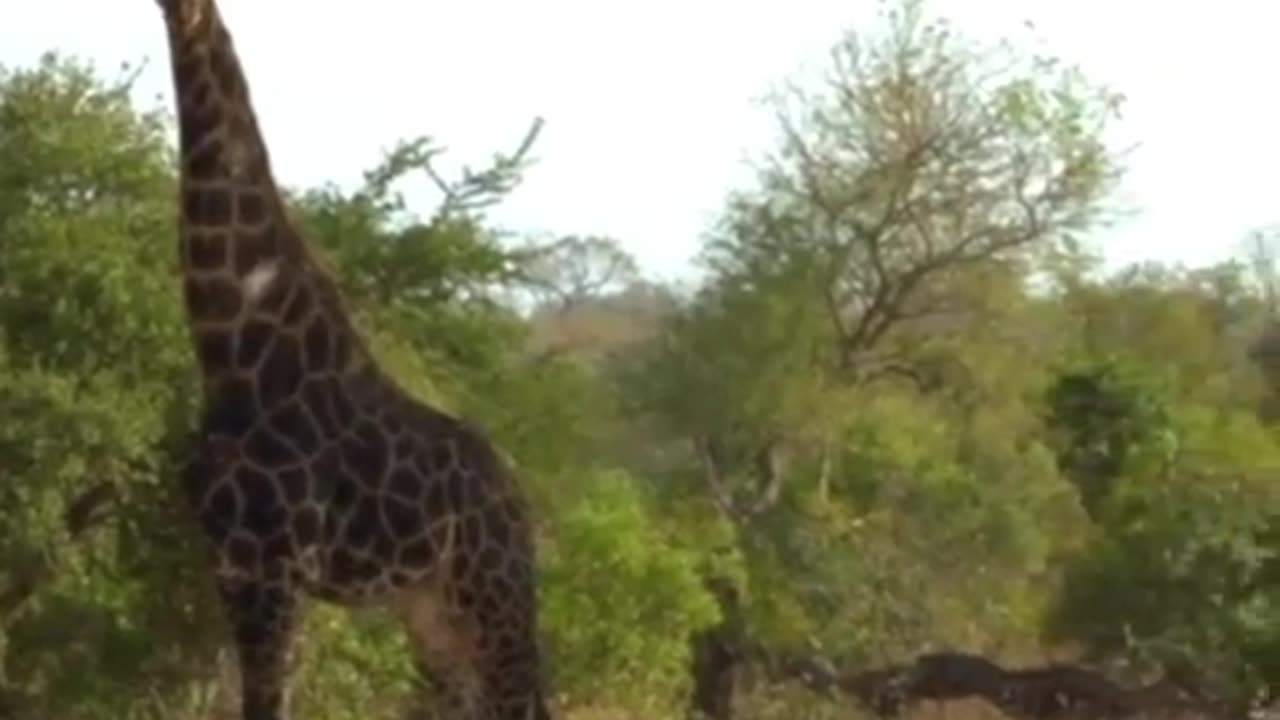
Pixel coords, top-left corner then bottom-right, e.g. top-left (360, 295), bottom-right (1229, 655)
top-left (150, 1), bottom-right (552, 718)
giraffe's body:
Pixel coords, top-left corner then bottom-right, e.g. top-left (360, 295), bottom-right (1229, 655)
top-left (152, 1), bottom-right (551, 718)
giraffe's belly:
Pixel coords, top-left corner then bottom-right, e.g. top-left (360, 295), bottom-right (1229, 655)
top-left (295, 501), bottom-right (454, 607)
top-left (298, 548), bottom-right (432, 608)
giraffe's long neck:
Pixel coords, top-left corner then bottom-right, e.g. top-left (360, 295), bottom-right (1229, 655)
top-left (161, 0), bottom-right (299, 268)
top-left (159, 0), bottom-right (369, 394)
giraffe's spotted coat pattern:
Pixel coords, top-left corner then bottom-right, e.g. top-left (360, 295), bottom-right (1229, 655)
top-left (153, 1), bottom-right (552, 718)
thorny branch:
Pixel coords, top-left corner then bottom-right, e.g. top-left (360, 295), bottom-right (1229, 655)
top-left (360, 116), bottom-right (545, 220)
top-left (425, 116), bottom-right (545, 217)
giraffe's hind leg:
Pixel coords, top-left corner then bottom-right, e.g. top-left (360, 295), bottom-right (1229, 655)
top-left (394, 577), bottom-right (549, 720)
top-left (395, 584), bottom-right (483, 719)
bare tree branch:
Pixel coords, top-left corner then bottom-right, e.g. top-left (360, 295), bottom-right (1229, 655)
top-left (711, 8), bottom-right (1122, 390)
top-left (426, 116), bottom-right (544, 217)
top-left (516, 234), bottom-right (641, 312)
top-left (695, 435), bottom-right (787, 524)
top-left (758, 648), bottom-right (1231, 719)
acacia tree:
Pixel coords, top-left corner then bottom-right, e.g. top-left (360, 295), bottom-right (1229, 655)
top-left (670, 0), bottom-right (1126, 529)
top-left (693, 0), bottom-right (1126, 547)
top-left (714, 0), bottom-right (1123, 379)
top-left (517, 234), bottom-right (641, 312)
top-left (622, 1), bottom-right (1127, 716)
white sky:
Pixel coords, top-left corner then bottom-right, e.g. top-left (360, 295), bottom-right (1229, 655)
top-left (2, 0), bottom-right (1277, 281)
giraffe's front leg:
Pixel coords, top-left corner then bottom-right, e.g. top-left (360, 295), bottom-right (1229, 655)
top-left (217, 574), bottom-right (300, 720)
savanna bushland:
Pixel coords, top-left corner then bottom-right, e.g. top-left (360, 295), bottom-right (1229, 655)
top-left (2, 2), bottom-right (1277, 718)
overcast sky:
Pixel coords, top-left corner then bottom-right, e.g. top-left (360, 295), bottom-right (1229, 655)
top-left (2, 0), bottom-right (1277, 281)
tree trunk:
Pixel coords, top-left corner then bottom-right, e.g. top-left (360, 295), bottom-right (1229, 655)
top-left (688, 576), bottom-right (744, 720)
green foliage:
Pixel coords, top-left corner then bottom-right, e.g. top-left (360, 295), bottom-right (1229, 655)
top-left (1046, 402), bottom-right (1280, 694)
top-left (0, 53), bottom-right (183, 382)
top-left (1044, 354), bottom-right (1178, 517)
top-left (541, 470), bottom-right (721, 713)
top-left (0, 53), bottom-right (215, 720)
top-left (4, 2), bottom-right (1278, 717)
top-left (1043, 311), bottom-right (1280, 696)
top-left (741, 384), bottom-right (1071, 658)
top-left (289, 607), bottom-right (415, 720)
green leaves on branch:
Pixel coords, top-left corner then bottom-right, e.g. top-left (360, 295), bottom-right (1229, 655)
top-left (541, 470), bottom-right (721, 713)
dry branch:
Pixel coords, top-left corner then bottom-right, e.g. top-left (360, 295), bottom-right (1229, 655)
top-left (759, 649), bottom-right (1230, 719)
top-left (695, 435), bottom-right (787, 524)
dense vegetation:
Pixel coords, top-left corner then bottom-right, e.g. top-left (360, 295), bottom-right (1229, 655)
top-left (2, 2), bottom-right (1277, 718)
